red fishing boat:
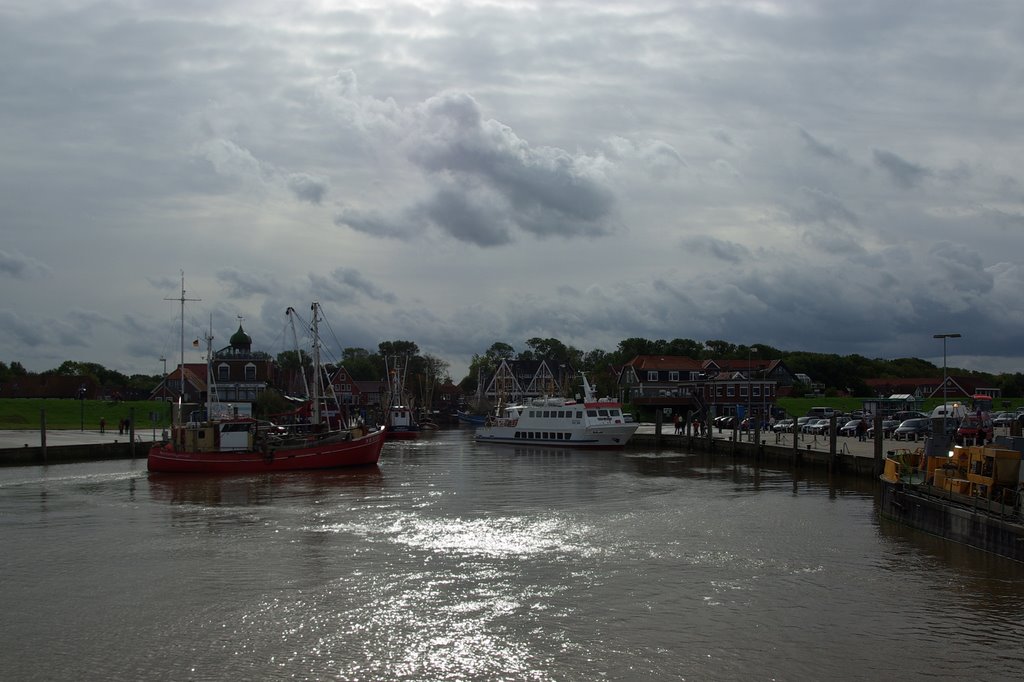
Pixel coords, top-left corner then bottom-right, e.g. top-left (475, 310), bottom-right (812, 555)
top-left (148, 299), bottom-right (385, 474)
top-left (147, 419), bottom-right (385, 474)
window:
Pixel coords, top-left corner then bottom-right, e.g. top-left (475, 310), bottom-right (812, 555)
top-left (716, 386), bottom-right (723, 397)
top-left (647, 371), bottom-right (658, 381)
top-left (244, 363), bottom-right (257, 381)
top-left (740, 386), bottom-right (748, 397)
top-left (217, 363), bottom-right (230, 381)
top-left (753, 386), bottom-right (761, 397)
top-left (727, 386), bottom-right (735, 397)
top-left (669, 371), bottom-right (679, 382)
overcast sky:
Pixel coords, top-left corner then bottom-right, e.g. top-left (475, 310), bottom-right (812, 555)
top-left (2, 0), bottom-right (1023, 382)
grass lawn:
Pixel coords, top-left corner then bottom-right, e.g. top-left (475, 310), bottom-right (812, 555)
top-left (0, 398), bottom-right (172, 430)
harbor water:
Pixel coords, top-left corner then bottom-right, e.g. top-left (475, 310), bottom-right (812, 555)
top-left (1, 428), bottom-right (1022, 681)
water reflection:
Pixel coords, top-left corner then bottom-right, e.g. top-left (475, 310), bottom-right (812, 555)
top-left (147, 467), bottom-right (383, 507)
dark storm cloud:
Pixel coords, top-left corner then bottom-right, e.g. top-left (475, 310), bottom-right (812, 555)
top-left (286, 173), bottom-right (328, 204)
top-left (799, 129), bottom-right (848, 163)
top-left (217, 269), bottom-right (280, 299)
top-left (873, 149), bottom-right (930, 189)
top-left (308, 268), bottom-right (397, 304)
top-left (0, 250), bottom-right (50, 278)
top-left (407, 92), bottom-right (616, 242)
top-left (682, 236), bottom-right (750, 264)
top-left (420, 187), bottom-right (513, 246)
top-left (334, 208), bottom-right (414, 239)
top-left (0, 310), bottom-right (45, 346)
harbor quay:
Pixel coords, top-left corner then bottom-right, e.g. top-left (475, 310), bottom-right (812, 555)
top-left (0, 428), bottom-right (161, 466)
top-left (629, 422), bottom-right (955, 478)
top-left (0, 422), bottom-right (1005, 477)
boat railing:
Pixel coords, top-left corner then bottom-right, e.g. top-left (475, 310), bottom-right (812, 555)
top-left (485, 416), bottom-right (518, 428)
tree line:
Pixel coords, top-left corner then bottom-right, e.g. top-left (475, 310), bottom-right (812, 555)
top-left (4, 335), bottom-right (1023, 398)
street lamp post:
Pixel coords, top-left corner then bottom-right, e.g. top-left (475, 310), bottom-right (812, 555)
top-left (78, 384), bottom-right (86, 432)
top-left (933, 333), bottom-right (961, 439)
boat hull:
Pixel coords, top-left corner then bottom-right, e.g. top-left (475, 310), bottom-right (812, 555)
top-left (147, 428), bottom-right (387, 474)
top-left (880, 478), bottom-right (1024, 563)
top-left (475, 424), bottom-right (638, 448)
top-left (385, 427), bottom-right (421, 441)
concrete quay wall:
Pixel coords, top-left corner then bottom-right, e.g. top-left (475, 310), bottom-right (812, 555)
top-left (629, 427), bottom-right (887, 478)
top-left (0, 428), bottom-right (158, 466)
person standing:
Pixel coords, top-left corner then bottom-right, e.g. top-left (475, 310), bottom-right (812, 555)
top-left (99, 417), bottom-right (106, 434)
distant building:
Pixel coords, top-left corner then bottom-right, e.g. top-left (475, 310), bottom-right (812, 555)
top-left (480, 359), bottom-right (573, 403)
top-left (863, 376), bottom-right (1000, 401)
top-left (149, 323), bottom-right (274, 409)
top-left (617, 355), bottom-right (794, 421)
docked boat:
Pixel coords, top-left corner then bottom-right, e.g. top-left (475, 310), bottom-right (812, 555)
top-left (383, 355), bottom-right (421, 440)
top-left (474, 374), bottom-right (638, 448)
top-left (456, 411), bottom-right (487, 426)
top-left (148, 301), bottom-right (386, 474)
top-left (879, 436), bottom-right (1024, 562)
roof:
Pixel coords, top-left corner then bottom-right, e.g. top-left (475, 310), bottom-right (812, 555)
top-left (625, 355), bottom-right (703, 371)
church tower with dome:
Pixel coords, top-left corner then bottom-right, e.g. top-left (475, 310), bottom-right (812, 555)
top-left (209, 320), bottom-right (276, 404)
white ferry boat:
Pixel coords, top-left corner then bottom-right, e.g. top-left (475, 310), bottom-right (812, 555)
top-left (474, 375), bottom-right (638, 448)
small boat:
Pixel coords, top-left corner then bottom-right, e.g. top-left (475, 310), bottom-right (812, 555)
top-left (456, 411), bottom-right (487, 426)
top-left (383, 355), bottom-right (421, 440)
top-left (474, 373), bottom-right (638, 448)
top-left (148, 300), bottom-right (385, 474)
top-left (879, 438), bottom-right (1024, 562)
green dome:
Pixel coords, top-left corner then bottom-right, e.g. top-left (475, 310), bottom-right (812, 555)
top-left (229, 324), bottom-right (252, 349)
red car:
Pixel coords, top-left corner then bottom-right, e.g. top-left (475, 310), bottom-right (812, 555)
top-left (955, 415), bottom-right (993, 445)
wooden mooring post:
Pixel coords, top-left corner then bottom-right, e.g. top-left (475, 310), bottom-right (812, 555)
top-left (40, 408), bottom-right (47, 464)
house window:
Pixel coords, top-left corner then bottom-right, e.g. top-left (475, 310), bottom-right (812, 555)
top-left (217, 363), bottom-right (230, 381)
top-left (727, 386), bottom-right (735, 397)
top-left (716, 386), bottom-right (723, 397)
top-left (740, 385), bottom-right (748, 397)
top-left (647, 371), bottom-right (658, 381)
top-left (753, 386), bottom-right (761, 397)
top-left (669, 371), bottom-right (679, 382)
top-left (244, 363), bottom-right (257, 381)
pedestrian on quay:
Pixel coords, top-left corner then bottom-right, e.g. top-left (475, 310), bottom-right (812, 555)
top-left (674, 413), bottom-right (681, 435)
top-left (118, 418), bottom-right (124, 435)
top-left (856, 418), bottom-right (867, 442)
top-left (99, 417), bottom-right (106, 434)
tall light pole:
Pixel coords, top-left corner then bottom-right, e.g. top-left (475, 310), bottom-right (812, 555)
top-left (933, 333), bottom-right (961, 438)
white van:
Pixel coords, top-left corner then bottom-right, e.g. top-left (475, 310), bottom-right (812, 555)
top-left (807, 407), bottom-right (838, 420)
top-left (931, 403), bottom-right (968, 420)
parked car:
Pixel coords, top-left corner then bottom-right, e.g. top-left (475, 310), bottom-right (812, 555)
top-left (955, 415), bottom-right (993, 445)
top-left (892, 418), bottom-right (931, 441)
top-left (803, 418), bottom-right (829, 434)
top-left (867, 419), bottom-right (900, 439)
top-left (892, 410), bottom-right (928, 423)
top-left (772, 418), bottom-right (794, 433)
top-left (794, 416), bottom-right (814, 432)
top-left (838, 419), bottom-right (861, 437)
top-left (992, 412), bottom-right (1015, 428)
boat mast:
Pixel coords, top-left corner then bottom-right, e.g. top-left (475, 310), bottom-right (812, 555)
top-left (164, 270), bottom-right (200, 403)
top-left (286, 307), bottom-right (311, 400)
top-left (311, 302), bottom-right (321, 426)
top-left (204, 315), bottom-right (215, 420)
